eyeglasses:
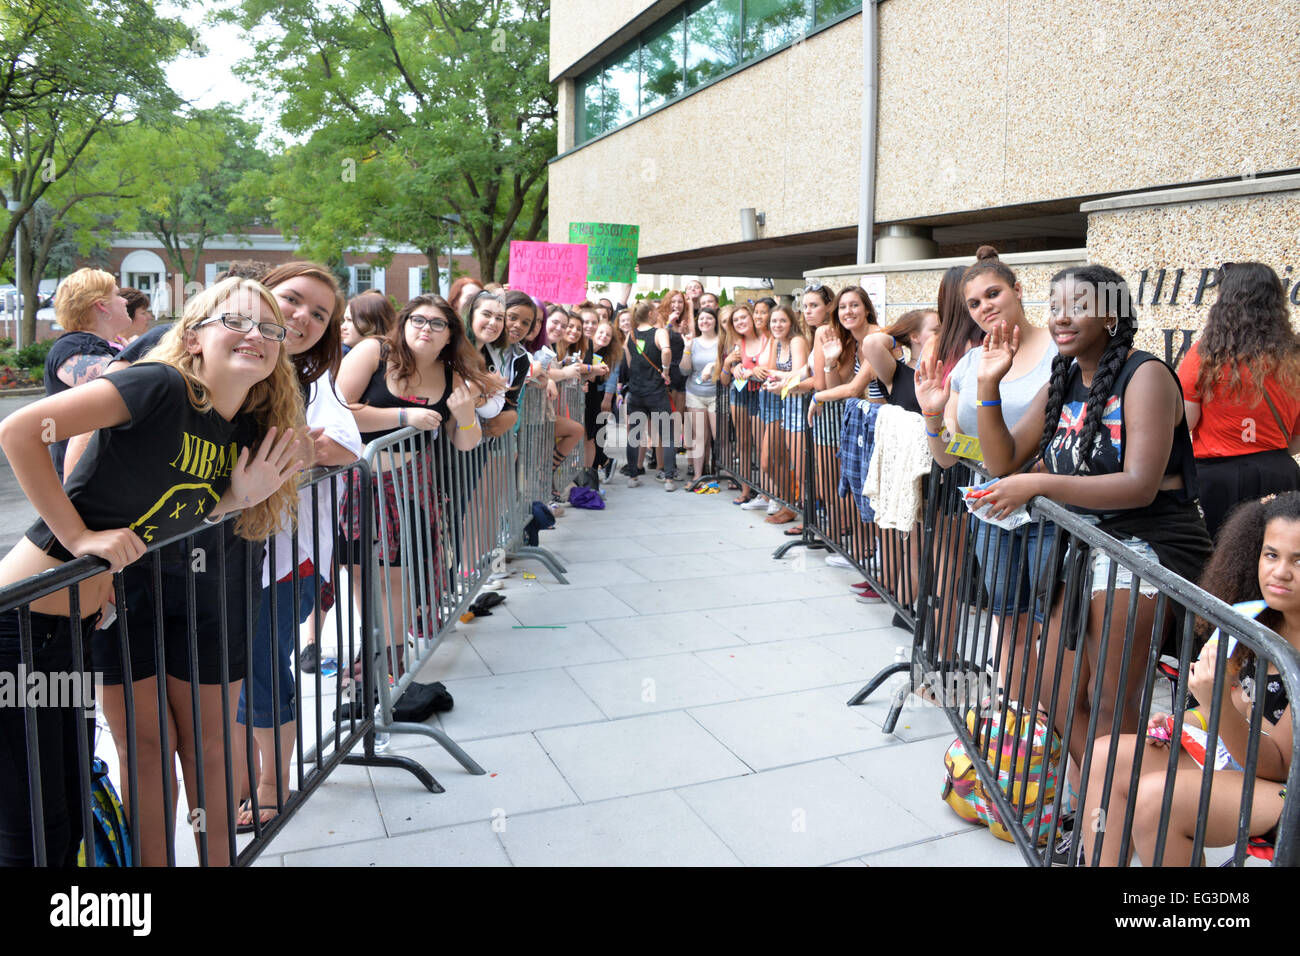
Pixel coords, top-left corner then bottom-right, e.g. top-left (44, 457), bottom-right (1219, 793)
top-left (196, 313), bottom-right (287, 342)
top-left (408, 315), bottom-right (449, 332)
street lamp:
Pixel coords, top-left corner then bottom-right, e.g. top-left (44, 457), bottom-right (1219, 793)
top-left (6, 199), bottom-right (21, 350)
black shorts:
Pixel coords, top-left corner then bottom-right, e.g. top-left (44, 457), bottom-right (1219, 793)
top-left (92, 534), bottom-right (261, 686)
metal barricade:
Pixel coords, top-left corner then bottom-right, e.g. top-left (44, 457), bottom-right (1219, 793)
top-left (712, 379), bottom-right (808, 523)
top-left (0, 462), bottom-right (434, 867)
top-left (554, 377), bottom-right (585, 492)
top-left (506, 382), bottom-right (568, 582)
top-left (902, 458), bottom-right (1300, 867)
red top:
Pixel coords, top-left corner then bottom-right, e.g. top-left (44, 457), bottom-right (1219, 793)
top-left (1177, 342), bottom-right (1300, 458)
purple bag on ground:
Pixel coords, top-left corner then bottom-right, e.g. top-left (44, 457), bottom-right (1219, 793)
top-left (568, 487), bottom-right (605, 510)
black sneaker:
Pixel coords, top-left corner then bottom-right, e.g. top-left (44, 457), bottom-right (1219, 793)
top-left (600, 460), bottom-right (615, 482)
top-left (655, 470), bottom-right (666, 482)
top-left (1050, 816), bottom-right (1080, 867)
top-left (299, 643), bottom-right (319, 674)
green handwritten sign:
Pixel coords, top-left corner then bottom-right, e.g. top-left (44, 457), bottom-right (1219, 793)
top-left (568, 222), bottom-right (640, 283)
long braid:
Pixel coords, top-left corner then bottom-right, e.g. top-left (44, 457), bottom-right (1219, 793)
top-left (1036, 265), bottom-right (1138, 469)
top-left (1035, 353), bottom-right (1074, 464)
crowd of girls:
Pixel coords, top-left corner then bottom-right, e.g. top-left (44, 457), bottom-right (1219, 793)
top-left (3, 251), bottom-right (1294, 868)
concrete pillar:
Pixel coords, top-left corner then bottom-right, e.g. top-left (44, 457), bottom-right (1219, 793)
top-left (875, 224), bottom-right (938, 263)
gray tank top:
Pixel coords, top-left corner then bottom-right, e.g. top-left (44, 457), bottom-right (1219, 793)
top-left (951, 335), bottom-right (1058, 436)
top-left (686, 337), bottom-right (719, 397)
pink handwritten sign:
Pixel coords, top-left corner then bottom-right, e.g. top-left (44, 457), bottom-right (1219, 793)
top-left (508, 241), bottom-right (589, 304)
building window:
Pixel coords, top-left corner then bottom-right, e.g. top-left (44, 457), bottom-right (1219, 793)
top-left (355, 265), bottom-right (373, 293)
top-left (573, 0), bottom-right (860, 145)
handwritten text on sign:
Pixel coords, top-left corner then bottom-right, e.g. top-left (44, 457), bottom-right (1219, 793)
top-left (508, 241), bottom-right (589, 304)
top-left (568, 222), bottom-right (640, 283)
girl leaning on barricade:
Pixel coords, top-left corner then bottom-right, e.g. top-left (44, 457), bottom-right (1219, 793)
top-left (758, 305), bottom-right (809, 526)
top-left (861, 308), bottom-right (941, 605)
top-left (0, 276), bottom-right (308, 867)
top-left (720, 302), bottom-right (768, 506)
top-left (914, 249), bottom-right (1059, 669)
top-left (590, 314), bottom-right (625, 482)
top-left (957, 264), bottom-right (1214, 801)
top-left (233, 262), bottom-right (362, 834)
top-left (1177, 262), bottom-right (1300, 541)
top-left (1079, 491), bottom-right (1299, 867)
top-left (679, 305), bottom-right (719, 489)
top-left (337, 294), bottom-right (498, 681)
top-left (805, 285), bottom-right (884, 588)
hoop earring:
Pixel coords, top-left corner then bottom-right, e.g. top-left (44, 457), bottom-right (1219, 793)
top-left (1106, 322), bottom-right (1118, 338)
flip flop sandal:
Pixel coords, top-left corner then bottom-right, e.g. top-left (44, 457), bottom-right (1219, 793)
top-left (732, 495), bottom-right (755, 505)
top-left (784, 525), bottom-right (804, 536)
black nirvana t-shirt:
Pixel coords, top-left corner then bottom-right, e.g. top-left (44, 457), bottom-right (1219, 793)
top-left (27, 363), bottom-right (259, 560)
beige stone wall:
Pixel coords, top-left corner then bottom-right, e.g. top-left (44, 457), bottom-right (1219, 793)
top-left (550, 0), bottom-right (664, 81)
top-left (551, 0), bottom-right (1300, 260)
top-left (549, 16), bottom-right (862, 256)
top-left (877, 0), bottom-right (1300, 221)
top-left (1087, 187), bottom-right (1300, 354)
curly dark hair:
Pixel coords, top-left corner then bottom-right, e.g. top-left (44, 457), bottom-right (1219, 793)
top-left (931, 265), bottom-right (982, 378)
top-left (1195, 491), bottom-right (1300, 654)
top-left (1035, 265), bottom-right (1138, 467)
top-left (1189, 262), bottom-right (1300, 404)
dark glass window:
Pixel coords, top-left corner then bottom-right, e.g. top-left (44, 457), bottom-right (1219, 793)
top-left (603, 46), bottom-right (639, 127)
top-left (578, 72), bottom-right (605, 141)
top-left (815, 0), bottom-right (857, 24)
top-left (742, 0), bottom-right (810, 60)
top-left (640, 14), bottom-right (685, 111)
top-left (686, 0), bottom-right (742, 90)
top-left (572, 1), bottom-right (861, 145)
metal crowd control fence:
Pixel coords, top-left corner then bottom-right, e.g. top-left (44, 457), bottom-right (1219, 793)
top-left (0, 462), bottom-right (438, 867)
top-left (898, 458), bottom-right (1300, 866)
top-left (554, 377), bottom-right (585, 493)
top-left (508, 382), bottom-right (568, 582)
top-left (712, 382), bottom-right (918, 633)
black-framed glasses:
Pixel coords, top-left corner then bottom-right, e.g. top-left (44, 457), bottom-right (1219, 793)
top-left (408, 315), bottom-right (450, 331)
top-left (196, 313), bottom-right (287, 342)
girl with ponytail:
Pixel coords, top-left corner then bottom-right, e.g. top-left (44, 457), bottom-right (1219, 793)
top-left (970, 264), bottom-right (1213, 772)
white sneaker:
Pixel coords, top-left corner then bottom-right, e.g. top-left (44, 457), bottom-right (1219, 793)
top-left (664, 479), bottom-right (677, 492)
top-left (627, 476), bottom-right (641, 488)
top-left (825, 553), bottom-right (853, 569)
top-left (740, 498), bottom-right (769, 511)
top-left (766, 499), bottom-right (781, 515)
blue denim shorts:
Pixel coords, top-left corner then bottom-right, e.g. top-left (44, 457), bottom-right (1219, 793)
top-left (973, 518), bottom-right (1057, 621)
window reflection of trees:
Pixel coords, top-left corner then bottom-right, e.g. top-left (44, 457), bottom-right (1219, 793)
top-left (574, 1), bottom-right (862, 145)
top-left (686, 0), bottom-right (742, 89)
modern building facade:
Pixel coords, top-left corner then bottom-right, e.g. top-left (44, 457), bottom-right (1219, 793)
top-left (548, 0), bottom-right (1300, 349)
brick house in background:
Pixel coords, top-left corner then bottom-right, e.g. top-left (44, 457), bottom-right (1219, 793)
top-left (89, 226), bottom-right (479, 318)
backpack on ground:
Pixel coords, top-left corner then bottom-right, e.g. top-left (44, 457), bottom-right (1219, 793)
top-left (78, 756), bottom-right (132, 867)
top-left (941, 701), bottom-right (1062, 846)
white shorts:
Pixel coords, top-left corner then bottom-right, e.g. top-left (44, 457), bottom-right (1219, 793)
top-left (685, 392), bottom-right (716, 412)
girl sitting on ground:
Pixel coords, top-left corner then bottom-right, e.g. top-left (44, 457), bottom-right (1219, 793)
top-left (1079, 491), bottom-right (1298, 866)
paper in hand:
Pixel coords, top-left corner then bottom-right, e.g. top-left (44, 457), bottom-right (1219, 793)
top-left (960, 477), bottom-right (1031, 530)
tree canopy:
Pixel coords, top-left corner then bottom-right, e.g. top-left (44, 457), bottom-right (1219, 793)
top-left (228, 0), bottom-right (555, 285)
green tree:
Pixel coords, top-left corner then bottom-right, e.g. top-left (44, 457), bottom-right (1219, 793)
top-left (0, 0), bottom-right (190, 339)
top-left (115, 108), bottom-right (273, 292)
top-left (228, 0), bottom-right (555, 284)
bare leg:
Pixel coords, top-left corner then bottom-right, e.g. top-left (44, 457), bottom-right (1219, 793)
top-left (100, 677), bottom-right (178, 867)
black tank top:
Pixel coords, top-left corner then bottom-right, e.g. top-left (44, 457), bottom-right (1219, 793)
top-left (358, 347), bottom-right (454, 444)
top-left (880, 359), bottom-right (921, 414)
top-left (627, 327), bottom-right (667, 398)
top-left (1044, 351), bottom-right (1197, 515)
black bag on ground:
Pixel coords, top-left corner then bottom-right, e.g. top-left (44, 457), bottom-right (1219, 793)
top-left (393, 681), bottom-right (455, 721)
top-left (573, 466), bottom-right (601, 491)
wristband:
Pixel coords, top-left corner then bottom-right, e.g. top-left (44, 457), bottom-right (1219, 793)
top-left (202, 514), bottom-right (224, 525)
top-left (810, 395), bottom-right (819, 408)
top-left (1188, 709), bottom-right (1207, 731)
top-left (458, 421), bottom-right (479, 431)
top-left (399, 408), bottom-right (407, 426)
top-left (823, 364), bottom-right (836, 374)
top-left (976, 399), bottom-right (1002, 407)
top-left (926, 429), bottom-right (941, 439)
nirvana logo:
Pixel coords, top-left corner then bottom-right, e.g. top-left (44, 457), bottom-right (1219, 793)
top-left (168, 431), bottom-right (238, 481)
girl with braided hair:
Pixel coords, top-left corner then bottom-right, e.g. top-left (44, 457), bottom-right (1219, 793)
top-left (970, 264), bottom-right (1213, 773)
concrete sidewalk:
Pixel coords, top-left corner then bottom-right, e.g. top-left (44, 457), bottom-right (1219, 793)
top-left (255, 469), bottom-right (1024, 867)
